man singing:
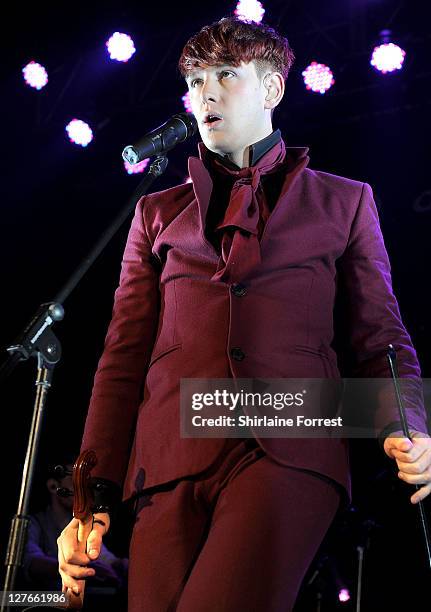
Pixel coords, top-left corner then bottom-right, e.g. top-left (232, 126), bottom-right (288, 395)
top-left (58, 17), bottom-right (431, 611)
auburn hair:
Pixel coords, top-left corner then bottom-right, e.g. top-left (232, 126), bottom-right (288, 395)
top-left (178, 17), bottom-right (295, 80)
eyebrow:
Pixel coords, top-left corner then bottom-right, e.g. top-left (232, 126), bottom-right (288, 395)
top-left (186, 65), bottom-right (238, 81)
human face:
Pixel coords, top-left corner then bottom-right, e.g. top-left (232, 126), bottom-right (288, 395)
top-left (186, 61), bottom-right (273, 168)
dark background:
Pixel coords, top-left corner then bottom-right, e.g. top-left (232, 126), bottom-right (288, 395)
top-left (1, 1), bottom-right (430, 609)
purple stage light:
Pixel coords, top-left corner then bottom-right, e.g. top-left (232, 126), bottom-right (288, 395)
top-left (235, 0), bottom-right (265, 24)
top-left (65, 119), bottom-right (93, 147)
top-left (124, 158), bottom-right (149, 175)
top-left (22, 61), bottom-right (48, 90)
top-left (338, 588), bottom-right (351, 603)
top-left (182, 91), bottom-right (193, 113)
top-left (106, 32), bottom-right (136, 62)
top-left (302, 62), bottom-right (335, 94)
top-left (370, 42), bottom-right (405, 74)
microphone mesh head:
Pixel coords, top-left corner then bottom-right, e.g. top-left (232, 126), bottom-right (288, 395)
top-left (122, 146), bottom-right (139, 165)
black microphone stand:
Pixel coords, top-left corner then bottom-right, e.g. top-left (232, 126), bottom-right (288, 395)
top-left (0, 155), bottom-right (169, 612)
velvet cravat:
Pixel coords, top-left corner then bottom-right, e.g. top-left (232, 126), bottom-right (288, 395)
top-left (210, 140), bottom-right (286, 284)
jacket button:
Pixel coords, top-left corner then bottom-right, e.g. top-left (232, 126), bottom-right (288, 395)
top-left (231, 347), bottom-right (245, 361)
top-left (230, 283), bottom-right (247, 297)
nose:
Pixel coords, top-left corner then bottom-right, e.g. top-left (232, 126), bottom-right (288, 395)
top-left (200, 77), bottom-right (218, 105)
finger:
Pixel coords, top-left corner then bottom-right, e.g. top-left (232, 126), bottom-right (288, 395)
top-left (389, 437), bottom-right (414, 452)
top-left (398, 470), bottom-right (431, 485)
top-left (393, 448), bottom-right (431, 471)
top-left (58, 551), bottom-right (95, 594)
top-left (384, 437), bottom-right (412, 459)
top-left (410, 483), bottom-right (431, 504)
top-left (61, 582), bottom-right (81, 598)
top-left (87, 531), bottom-right (103, 560)
top-left (390, 443), bottom-right (428, 464)
top-left (87, 513), bottom-right (110, 560)
top-left (58, 549), bottom-right (92, 566)
top-left (61, 584), bottom-right (76, 598)
top-left (391, 449), bottom-right (421, 463)
top-left (58, 537), bottom-right (92, 566)
top-left (59, 562), bottom-right (95, 584)
top-left (60, 576), bottom-right (82, 597)
top-left (58, 545), bottom-right (95, 581)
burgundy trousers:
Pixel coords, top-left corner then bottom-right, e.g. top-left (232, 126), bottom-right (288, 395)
top-left (128, 438), bottom-right (340, 612)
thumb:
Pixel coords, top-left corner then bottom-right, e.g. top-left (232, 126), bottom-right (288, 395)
top-left (384, 434), bottom-right (413, 457)
top-left (87, 514), bottom-right (110, 559)
top-left (383, 436), bottom-right (397, 458)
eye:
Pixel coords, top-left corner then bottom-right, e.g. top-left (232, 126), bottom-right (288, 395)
top-left (219, 70), bottom-right (235, 80)
top-left (189, 78), bottom-right (203, 88)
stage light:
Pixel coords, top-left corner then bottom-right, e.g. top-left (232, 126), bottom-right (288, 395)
top-left (65, 119), bottom-right (93, 147)
top-left (370, 31), bottom-right (405, 74)
top-left (182, 91), bottom-right (193, 113)
top-left (124, 158), bottom-right (149, 174)
top-left (22, 61), bottom-right (48, 90)
top-left (302, 62), bottom-right (335, 94)
top-left (234, 0), bottom-right (265, 24)
top-left (106, 32), bottom-right (136, 62)
top-left (184, 176), bottom-right (192, 184)
top-left (338, 588), bottom-right (351, 603)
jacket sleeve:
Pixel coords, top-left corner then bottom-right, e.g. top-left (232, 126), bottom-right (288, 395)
top-left (336, 182), bottom-right (428, 441)
top-left (80, 195), bottom-right (160, 487)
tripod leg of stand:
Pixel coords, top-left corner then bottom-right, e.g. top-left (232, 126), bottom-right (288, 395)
top-left (1, 357), bottom-right (55, 612)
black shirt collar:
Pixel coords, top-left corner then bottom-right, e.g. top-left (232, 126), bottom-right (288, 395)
top-left (210, 129), bottom-right (282, 171)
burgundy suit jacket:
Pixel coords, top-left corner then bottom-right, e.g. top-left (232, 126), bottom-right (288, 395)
top-left (81, 143), bottom-right (426, 503)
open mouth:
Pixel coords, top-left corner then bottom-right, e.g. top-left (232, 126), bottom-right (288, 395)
top-left (203, 113), bottom-right (223, 127)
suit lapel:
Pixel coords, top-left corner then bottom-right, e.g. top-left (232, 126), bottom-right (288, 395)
top-left (260, 151), bottom-right (310, 245)
top-left (188, 157), bottom-right (213, 235)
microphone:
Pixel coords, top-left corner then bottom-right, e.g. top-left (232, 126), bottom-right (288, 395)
top-left (122, 112), bottom-right (198, 165)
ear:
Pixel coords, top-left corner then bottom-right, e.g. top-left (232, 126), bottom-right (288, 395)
top-left (263, 72), bottom-right (285, 110)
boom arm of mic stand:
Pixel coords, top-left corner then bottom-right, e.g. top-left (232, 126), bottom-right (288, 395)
top-left (0, 155), bottom-right (168, 382)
